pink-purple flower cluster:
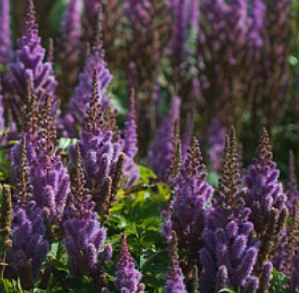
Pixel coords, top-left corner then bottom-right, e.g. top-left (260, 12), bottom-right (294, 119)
top-left (10, 0), bottom-right (57, 108)
top-left (114, 234), bottom-right (145, 293)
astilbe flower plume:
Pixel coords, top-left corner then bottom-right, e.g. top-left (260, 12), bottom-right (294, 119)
top-left (68, 72), bottom-right (126, 214)
top-left (9, 139), bottom-right (49, 289)
top-left (163, 138), bottom-right (213, 275)
top-left (64, 145), bottom-right (107, 280)
top-left (244, 128), bottom-right (288, 290)
top-left (57, 0), bottom-right (82, 111)
top-left (114, 233), bottom-right (145, 293)
top-left (149, 95), bottom-right (180, 182)
top-left (0, 0), bottom-right (13, 65)
top-left (200, 127), bottom-right (260, 293)
top-left (30, 97), bottom-right (70, 225)
top-left (10, 0), bottom-right (57, 110)
top-left (65, 21), bottom-right (112, 136)
top-left (164, 231), bottom-right (187, 293)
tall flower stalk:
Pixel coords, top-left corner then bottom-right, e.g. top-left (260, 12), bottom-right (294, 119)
top-left (244, 128), bottom-right (288, 292)
top-left (10, 0), bottom-right (57, 112)
top-left (200, 127), bottom-right (261, 293)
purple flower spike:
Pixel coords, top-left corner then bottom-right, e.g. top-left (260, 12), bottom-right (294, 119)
top-left (63, 204), bottom-right (107, 277)
top-left (0, 0), bottom-right (13, 65)
top-left (68, 72), bottom-right (130, 214)
top-left (114, 234), bottom-right (143, 293)
top-left (64, 143), bottom-right (109, 279)
top-left (149, 95), bottom-right (181, 182)
top-left (10, 0), bottom-right (57, 108)
top-left (244, 128), bottom-right (288, 282)
top-left (10, 201), bottom-right (49, 278)
top-left (200, 127), bottom-right (260, 293)
top-left (164, 232), bottom-right (187, 293)
top-left (30, 98), bottom-right (70, 224)
top-left (103, 243), bottom-right (113, 263)
top-left (170, 138), bottom-right (213, 251)
top-left (66, 37), bottom-right (112, 135)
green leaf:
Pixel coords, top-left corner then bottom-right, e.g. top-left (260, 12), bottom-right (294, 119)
top-left (58, 138), bottom-right (78, 151)
top-left (0, 279), bottom-right (23, 293)
top-left (138, 165), bottom-right (157, 185)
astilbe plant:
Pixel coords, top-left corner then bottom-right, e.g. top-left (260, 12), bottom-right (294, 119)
top-left (149, 95), bottom-right (180, 182)
top-left (30, 97), bottom-right (70, 227)
top-left (244, 128), bottom-right (288, 293)
top-left (65, 22), bottom-right (112, 136)
top-left (9, 137), bottom-right (49, 290)
top-left (200, 127), bottom-right (261, 293)
top-left (68, 72), bottom-right (127, 215)
top-left (10, 0), bottom-right (57, 113)
top-left (114, 233), bottom-right (145, 293)
top-left (164, 231), bottom-right (188, 293)
top-left (57, 0), bottom-right (83, 111)
top-left (63, 145), bottom-right (108, 283)
top-left (163, 138), bottom-right (213, 278)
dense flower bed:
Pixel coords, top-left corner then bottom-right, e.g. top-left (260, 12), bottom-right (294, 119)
top-left (0, 0), bottom-right (298, 292)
